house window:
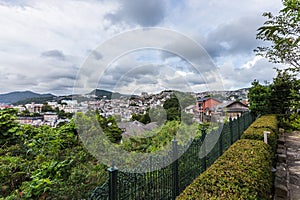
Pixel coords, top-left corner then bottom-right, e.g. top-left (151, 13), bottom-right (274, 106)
top-left (198, 103), bottom-right (203, 109)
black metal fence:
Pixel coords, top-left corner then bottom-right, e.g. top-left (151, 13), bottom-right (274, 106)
top-left (90, 112), bottom-right (255, 200)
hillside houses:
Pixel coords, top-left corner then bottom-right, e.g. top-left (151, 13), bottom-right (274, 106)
top-left (195, 97), bottom-right (222, 122)
top-left (0, 89), bottom-right (250, 126)
top-left (194, 96), bottom-right (249, 122)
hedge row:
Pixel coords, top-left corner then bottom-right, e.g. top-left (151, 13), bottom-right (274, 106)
top-left (241, 115), bottom-right (279, 152)
top-left (177, 139), bottom-right (273, 200)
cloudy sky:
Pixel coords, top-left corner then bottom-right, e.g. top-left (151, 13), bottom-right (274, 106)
top-left (0, 0), bottom-right (284, 95)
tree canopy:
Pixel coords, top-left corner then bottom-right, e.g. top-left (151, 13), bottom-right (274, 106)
top-left (248, 70), bottom-right (300, 115)
top-left (255, 0), bottom-right (300, 72)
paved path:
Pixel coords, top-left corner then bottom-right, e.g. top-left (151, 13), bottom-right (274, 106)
top-left (274, 131), bottom-right (300, 200)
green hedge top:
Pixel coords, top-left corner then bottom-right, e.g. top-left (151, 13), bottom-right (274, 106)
top-left (176, 139), bottom-right (273, 200)
top-left (251, 115), bottom-right (278, 133)
top-left (241, 115), bottom-right (279, 152)
top-left (242, 127), bottom-right (277, 152)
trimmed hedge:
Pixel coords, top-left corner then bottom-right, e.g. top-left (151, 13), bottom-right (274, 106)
top-left (176, 139), bottom-right (273, 200)
top-left (241, 115), bottom-right (278, 152)
top-left (250, 115), bottom-right (278, 133)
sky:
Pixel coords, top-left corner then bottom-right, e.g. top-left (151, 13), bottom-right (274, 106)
top-left (0, 0), bottom-right (285, 96)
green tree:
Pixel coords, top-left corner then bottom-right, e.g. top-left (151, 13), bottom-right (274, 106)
top-left (0, 108), bottom-right (20, 145)
top-left (255, 0), bottom-right (300, 72)
top-left (166, 107), bottom-right (181, 121)
top-left (290, 78), bottom-right (300, 112)
top-left (163, 95), bottom-right (181, 121)
top-left (270, 69), bottom-right (299, 114)
top-left (248, 80), bottom-right (271, 115)
top-left (149, 106), bottom-right (167, 125)
top-left (42, 103), bottom-right (54, 112)
top-left (104, 116), bottom-right (122, 143)
top-left (95, 112), bottom-right (122, 143)
top-left (140, 111), bottom-right (151, 124)
top-left (131, 110), bottom-right (151, 124)
top-left (163, 95), bottom-right (180, 110)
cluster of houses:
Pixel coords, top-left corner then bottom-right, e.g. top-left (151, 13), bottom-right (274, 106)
top-left (116, 95), bottom-right (249, 138)
top-left (0, 91), bottom-right (174, 127)
top-left (86, 91), bottom-right (173, 120)
top-left (0, 102), bottom-right (72, 127)
top-left (194, 97), bottom-right (249, 122)
top-left (0, 90), bottom-right (249, 128)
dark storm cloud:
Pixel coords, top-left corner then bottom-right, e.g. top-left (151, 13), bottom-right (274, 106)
top-left (92, 51), bottom-right (103, 60)
top-left (187, 75), bottom-right (206, 85)
top-left (41, 50), bottom-right (66, 60)
top-left (106, 0), bottom-right (166, 26)
top-left (99, 64), bottom-right (162, 89)
top-left (136, 77), bottom-right (158, 84)
top-left (204, 16), bottom-right (263, 58)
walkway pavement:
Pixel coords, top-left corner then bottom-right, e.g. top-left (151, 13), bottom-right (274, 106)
top-left (274, 131), bottom-right (300, 200)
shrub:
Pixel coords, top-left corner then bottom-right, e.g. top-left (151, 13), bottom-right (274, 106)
top-left (278, 113), bottom-right (300, 131)
top-left (177, 139), bottom-right (273, 200)
top-left (242, 127), bottom-right (276, 152)
top-left (251, 115), bottom-right (278, 133)
top-left (241, 115), bottom-right (278, 152)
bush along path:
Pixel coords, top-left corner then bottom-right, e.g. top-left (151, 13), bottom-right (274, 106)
top-left (177, 115), bottom-right (278, 199)
top-left (274, 131), bottom-right (300, 200)
top-left (176, 139), bottom-right (273, 200)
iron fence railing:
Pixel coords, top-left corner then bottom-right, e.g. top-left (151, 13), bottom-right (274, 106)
top-left (90, 112), bottom-right (255, 200)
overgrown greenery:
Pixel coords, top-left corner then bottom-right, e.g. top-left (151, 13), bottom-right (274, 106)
top-left (95, 111), bottom-right (122, 143)
top-left (121, 121), bottom-right (200, 153)
top-left (278, 113), bottom-right (300, 131)
top-left (0, 109), bottom-right (108, 199)
top-left (177, 139), bottom-right (273, 200)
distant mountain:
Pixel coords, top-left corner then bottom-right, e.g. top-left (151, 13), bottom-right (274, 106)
top-left (88, 89), bottom-right (126, 99)
top-left (0, 91), bottom-right (56, 104)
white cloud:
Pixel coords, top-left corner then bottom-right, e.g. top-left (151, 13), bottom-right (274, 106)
top-left (219, 56), bottom-right (281, 90)
top-left (0, 0), bottom-right (285, 95)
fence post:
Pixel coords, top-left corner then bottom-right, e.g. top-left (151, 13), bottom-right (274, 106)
top-left (148, 156), bottom-right (153, 198)
top-left (172, 137), bottom-right (179, 200)
top-left (243, 112), bottom-right (246, 132)
top-left (218, 124), bottom-right (223, 156)
top-left (108, 164), bottom-right (118, 200)
top-left (237, 114), bottom-right (241, 139)
top-left (229, 116), bottom-right (234, 144)
top-left (201, 127), bottom-right (207, 172)
top-left (247, 112), bottom-right (250, 123)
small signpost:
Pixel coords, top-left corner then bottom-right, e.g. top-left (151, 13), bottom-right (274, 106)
top-left (264, 131), bottom-right (271, 144)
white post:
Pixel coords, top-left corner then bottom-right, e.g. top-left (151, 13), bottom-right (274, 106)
top-left (264, 131), bottom-right (270, 144)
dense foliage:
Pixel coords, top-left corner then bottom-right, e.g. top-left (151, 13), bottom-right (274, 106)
top-left (131, 109), bottom-right (151, 124)
top-left (95, 111), bottom-right (122, 143)
top-left (252, 0), bottom-right (300, 131)
top-left (278, 113), bottom-right (300, 131)
top-left (121, 121), bottom-right (200, 153)
top-left (248, 80), bottom-right (271, 115)
top-left (177, 139), bottom-right (273, 200)
top-left (0, 109), bottom-right (108, 199)
top-left (248, 70), bottom-right (300, 116)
